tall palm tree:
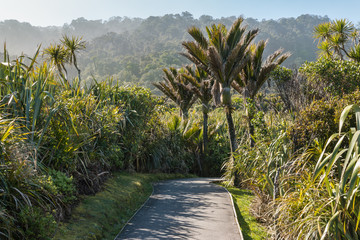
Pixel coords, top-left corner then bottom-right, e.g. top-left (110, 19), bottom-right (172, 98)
top-left (153, 67), bottom-right (197, 121)
top-left (183, 65), bottom-right (214, 156)
top-left (43, 43), bottom-right (68, 82)
top-left (182, 18), bottom-right (258, 153)
top-left (61, 35), bottom-right (86, 85)
top-left (232, 40), bottom-right (290, 146)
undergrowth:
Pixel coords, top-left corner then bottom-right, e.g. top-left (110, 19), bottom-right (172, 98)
top-left (222, 184), bottom-right (269, 240)
top-left (53, 172), bottom-right (195, 240)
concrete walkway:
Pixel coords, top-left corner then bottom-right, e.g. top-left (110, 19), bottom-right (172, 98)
top-left (115, 178), bottom-right (242, 240)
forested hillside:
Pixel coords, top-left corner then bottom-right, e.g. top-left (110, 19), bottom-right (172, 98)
top-left (1, 13), bottom-right (330, 90)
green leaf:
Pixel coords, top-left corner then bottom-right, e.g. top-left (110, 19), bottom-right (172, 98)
top-left (339, 104), bottom-right (360, 134)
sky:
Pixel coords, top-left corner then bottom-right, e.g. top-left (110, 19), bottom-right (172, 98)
top-left (0, 0), bottom-right (359, 27)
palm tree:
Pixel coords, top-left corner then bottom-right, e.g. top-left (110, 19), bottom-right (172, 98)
top-left (314, 19), bottom-right (360, 61)
top-left (183, 65), bottom-right (214, 157)
top-left (182, 18), bottom-right (258, 153)
top-left (232, 40), bottom-right (290, 146)
top-left (153, 67), bottom-right (197, 121)
top-left (43, 43), bottom-right (68, 82)
top-left (61, 35), bottom-right (86, 85)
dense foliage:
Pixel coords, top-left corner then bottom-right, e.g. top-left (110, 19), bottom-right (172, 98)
top-left (0, 48), bottom-right (226, 238)
top-left (219, 18), bottom-right (360, 239)
top-left (300, 57), bottom-right (360, 98)
top-left (2, 15), bottom-right (360, 240)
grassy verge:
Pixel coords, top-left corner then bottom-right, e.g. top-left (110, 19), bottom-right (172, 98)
top-left (221, 184), bottom-right (269, 240)
top-left (53, 172), bottom-right (194, 240)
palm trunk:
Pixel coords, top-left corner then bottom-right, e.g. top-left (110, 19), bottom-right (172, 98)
top-left (225, 106), bottom-right (237, 153)
top-left (75, 65), bottom-right (81, 87)
top-left (221, 87), bottom-right (237, 153)
top-left (222, 88), bottom-right (239, 185)
top-left (203, 111), bottom-right (208, 154)
top-left (74, 59), bottom-right (81, 87)
top-left (196, 151), bottom-right (202, 175)
top-left (199, 111), bottom-right (208, 176)
top-left (226, 106), bottom-right (241, 186)
top-left (180, 109), bottom-right (189, 122)
top-left (61, 63), bottom-right (68, 81)
top-left (248, 115), bottom-right (255, 147)
top-left (244, 89), bottom-right (255, 147)
top-left (246, 104), bottom-right (255, 147)
top-left (73, 57), bottom-right (81, 87)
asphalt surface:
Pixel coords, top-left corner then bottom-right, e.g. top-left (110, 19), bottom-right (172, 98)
top-left (115, 178), bottom-right (242, 240)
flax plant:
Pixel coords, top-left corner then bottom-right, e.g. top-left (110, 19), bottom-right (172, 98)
top-left (310, 104), bottom-right (360, 239)
top-left (0, 46), bottom-right (57, 168)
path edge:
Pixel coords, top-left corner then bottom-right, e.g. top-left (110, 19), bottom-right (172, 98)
top-left (113, 183), bottom-right (155, 240)
top-left (211, 180), bottom-right (244, 240)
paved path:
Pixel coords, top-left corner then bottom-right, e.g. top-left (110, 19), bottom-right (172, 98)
top-left (115, 178), bottom-right (242, 240)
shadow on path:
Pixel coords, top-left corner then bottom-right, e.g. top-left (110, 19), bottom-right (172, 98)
top-left (116, 178), bottom-right (241, 240)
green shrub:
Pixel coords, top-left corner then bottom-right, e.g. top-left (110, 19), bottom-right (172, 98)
top-left (106, 144), bottom-right (124, 168)
top-left (290, 90), bottom-right (360, 149)
top-left (139, 114), bottom-right (194, 173)
top-left (251, 110), bottom-right (268, 140)
top-left (300, 58), bottom-right (360, 98)
top-left (206, 136), bottom-right (229, 176)
top-left (290, 97), bottom-right (338, 149)
top-left (49, 170), bottom-right (77, 205)
top-left (18, 206), bottom-right (56, 240)
top-left (232, 95), bottom-right (244, 110)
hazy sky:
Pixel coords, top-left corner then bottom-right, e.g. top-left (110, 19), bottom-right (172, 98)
top-left (1, 0), bottom-right (359, 26)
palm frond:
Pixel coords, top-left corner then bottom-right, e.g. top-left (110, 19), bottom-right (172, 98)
top-left (187, 27), bottom-right (208, 50)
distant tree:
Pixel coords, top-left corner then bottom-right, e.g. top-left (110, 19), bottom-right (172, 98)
top-left (153, 67), bottom-right (197, 121)
top-left (232, 40), bottom-right (290, 146)
top-left (182, 18), bottom-right (258, 154)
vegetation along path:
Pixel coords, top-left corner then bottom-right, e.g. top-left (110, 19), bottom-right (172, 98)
top-left (115, 178), bottom-right (242, 240)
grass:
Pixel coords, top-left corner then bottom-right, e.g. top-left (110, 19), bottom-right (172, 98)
top-left (222, 185), bottom-right (269, 240)
top-left (53, 172), bottom-right (195, 240)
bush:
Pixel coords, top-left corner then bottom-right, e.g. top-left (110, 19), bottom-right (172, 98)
top-left (18, 206), bottom-right (56, 240)
top-left (290, 90), bottom-right (360, 149)
top-left (300, 58), bottom-right (360, 99)
top-left (49, 170), bottom-right (77, 205)
top-left (206, 136), bottom-right (229, 176)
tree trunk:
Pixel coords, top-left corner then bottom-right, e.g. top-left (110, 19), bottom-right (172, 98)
top-left (225, 106), bottom-right (237, 153)
top-left (74, 58), bottom-right (81, 87)
top-left (196, 151), bottom-right (202, 176)
top-left (75, 65), bottom-right (81, 87)
top-left (244, 89), bottom-right (255, 147)
top-left (203, 111), bottom-right (208, 154)
top-left (247, 106), bottom-right (255, 148)
top-left (225, 106), bottom-right (241, 186)
top-left (199, 111), bottom-right (208, 176)
top-left (180, 109), bottom-right (189, 122)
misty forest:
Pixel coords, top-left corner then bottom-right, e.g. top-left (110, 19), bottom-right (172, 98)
top-left (2, 12), bottom-right (360, 239)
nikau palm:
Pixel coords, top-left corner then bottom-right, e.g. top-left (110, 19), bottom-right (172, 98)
top-left (182, 17), bottom-right (258, 153)
top-left (153, 67), bottom-right (197, 121)
top-left (232, 40), bottom-right (290, 146)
